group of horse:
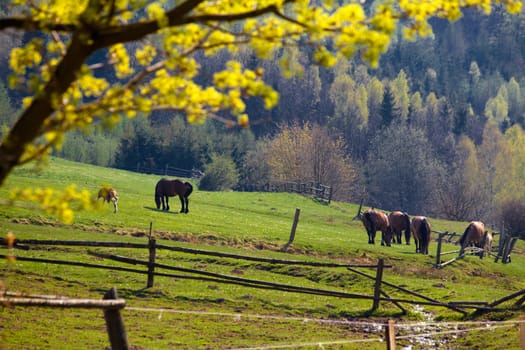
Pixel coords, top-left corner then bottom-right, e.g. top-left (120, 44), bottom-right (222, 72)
top-left (361, 209), bottom-right (493, 258)
top-left (97, 178), bottom-right (193, 214)
top-left (361, 209), bottom-right (431, 254)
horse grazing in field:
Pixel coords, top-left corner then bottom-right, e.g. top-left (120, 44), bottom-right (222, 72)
top-left (411, 216), bottom-right (431, 254)
top-left (155, 178), bottom-right (193, 213)
top-left (480, 231), bottom-right (493, 259)
top-left (97, 187), bottom-right (119, 213)
top-left (459, 221), bottom-right (490, 258)
top-left (389, 211), bottom-right (411, 245)
top-left (361, 209), bottom-right (392, 246)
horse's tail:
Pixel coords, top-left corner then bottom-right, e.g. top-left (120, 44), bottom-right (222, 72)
top-left (364, 211), bottom-right (375, 233)
top-left (185, 182), bottom-right (193, 197)
top-left (403, 212), bottom-right (411, 244)
top-left (154, 182), bottom-right (161, 209)
top-left (420, 218), bottom-right (430, 253)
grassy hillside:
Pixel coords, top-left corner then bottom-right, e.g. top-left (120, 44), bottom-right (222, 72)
top-left (1, 157), bottom-right (525, 349)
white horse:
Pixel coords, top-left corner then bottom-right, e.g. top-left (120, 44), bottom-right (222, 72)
top-left (97, 187), bottom-right (119, 213)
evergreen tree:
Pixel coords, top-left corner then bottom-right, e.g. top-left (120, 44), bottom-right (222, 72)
top-left (379, 85), bottom-right (398, 128)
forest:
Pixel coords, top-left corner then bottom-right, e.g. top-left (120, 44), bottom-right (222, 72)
top-left (1, 3), bottom-right (525, 227)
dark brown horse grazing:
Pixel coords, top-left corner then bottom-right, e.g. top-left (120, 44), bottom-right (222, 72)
top-left (97, 187), bottom-right (118, 213)
top-left (361, 209), bottom-right (392, 246)
top-left (458, 221), bottom-right (486, 258)
top-left (155, 178), bottom-right (193, 213)
top-left (411, 216), bottom-right (431, 254)
top-left (388, 211), bottom-right (411, 245)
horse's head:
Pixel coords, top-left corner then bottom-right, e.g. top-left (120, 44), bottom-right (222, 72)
top-left (155, 195), bottom-right (161, 209)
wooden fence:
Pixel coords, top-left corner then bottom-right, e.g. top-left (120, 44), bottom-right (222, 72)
top-left (119, 164), bottom-right (204, 179)
top-left (238, 181), bottom-right (333, 204)
top-left (5, 234), bottom-right (525, 316)
top-left (1, 287), bottom-right (128, 349)
top-left (433, 230), bottom-right (518, 268)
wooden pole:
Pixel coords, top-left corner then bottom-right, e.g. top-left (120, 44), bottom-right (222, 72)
top-left (103, 287), bottom-right (129, 350)
top-left (520, 316), bottom-right (525, 350)
top-left (435, 232), bottom-right (445, 267)
top-left (288, 208), bottom-right (301, 244)
top-left (385, 319), bottom-right (396, 350)
top-left (147, 236), bottom-right (156, 288)
top-left (372, 258), bottom-right (384, 311)
top-left (354, 198), bottom-right (364, 220)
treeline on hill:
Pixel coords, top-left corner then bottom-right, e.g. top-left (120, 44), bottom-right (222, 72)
top-left (2, 4), bottom-right (525, 226)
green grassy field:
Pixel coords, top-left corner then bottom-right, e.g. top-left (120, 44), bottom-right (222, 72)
top-left (1, 157), bottom-right (525, 349)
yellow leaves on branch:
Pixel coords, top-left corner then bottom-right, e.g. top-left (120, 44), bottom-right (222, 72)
top-left (8, 185), bottom-right (101, 224)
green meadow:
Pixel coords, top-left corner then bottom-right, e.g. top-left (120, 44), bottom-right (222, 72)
top-left (1, 157), bottom-right (524, 349)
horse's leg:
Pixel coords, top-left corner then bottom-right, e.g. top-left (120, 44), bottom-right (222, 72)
top-left (381, 229), bottom-right (388, 247)
top-left (184, 196), bottom-right (189, 214)
top-left (165, 195), bottom-right (170, 211)
top-left (179, 195), bottom-right (185, 213)
top-left (112, 197), bottom-right (118, 213)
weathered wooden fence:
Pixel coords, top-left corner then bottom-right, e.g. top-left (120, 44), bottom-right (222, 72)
top-left (0, 287), bottom-right (128, 349)
top-left (433, 230), bottom-right (517, 268)
top-left (238, 181), bottom-right (333, 204)
top-left (119, 164), bottom-right (204, 179)
top-left (4, 233), bottom-right (524, 316)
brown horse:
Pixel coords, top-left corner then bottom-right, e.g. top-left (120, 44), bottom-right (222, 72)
top-left (389, 211), bottom-right (411, 245)
top-left (458, 221), bottom-right (488, 258)
top-left (155, 178), bottom-right (193, 213)
top-left (411, 216), bottom-right (431, 254)
top-left (97, 187), bottom-right (118, 213)
top-left (361, 209), bottom-right (392, 246)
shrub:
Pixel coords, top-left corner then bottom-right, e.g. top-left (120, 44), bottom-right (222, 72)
top-left (198, 154), bottom-right (239, 191)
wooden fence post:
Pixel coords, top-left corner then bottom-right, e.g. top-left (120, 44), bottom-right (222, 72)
top-left (103, 287), bottom-right (129, 350)
top-left (288, 208), bottom-right (301, 244)
top-left (435, 232), bottom-right (445, 267)
top-left (147, 229), bottom-right (156, 288)
top-left (372, 258), bottom-right (384, 311)
top-left (520, 316), bottom-right (525, 350)
top-left (385, 319), bottom-right (396, 350)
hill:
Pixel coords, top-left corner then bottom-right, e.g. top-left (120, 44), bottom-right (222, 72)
top-left (1, 158), bottom-right (525, 349)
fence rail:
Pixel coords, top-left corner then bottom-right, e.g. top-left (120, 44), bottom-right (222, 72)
top-left (238, 181), bottom-right (333, 204)
top-left (5, 235), bottom-right (525, 315)
top-left (432, 230), bottom-right (517, 268)
top-left (117, 164), bottom-right (203, 179)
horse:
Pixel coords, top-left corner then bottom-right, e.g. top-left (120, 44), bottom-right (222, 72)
top-left (155, 178), bottom-right (193, 213)
top-left (480, 231), bottom-right (493, 259)
top-left (388, 211), bottom-right (411, 245)
top-left (97, 187), bottom-right (118, 213)
top-left (411, 216), bottom-right (431, 254)
top-left (458, 221), bottom-right (488, 258)
top-left (361, 209), bottom-right (393, 246)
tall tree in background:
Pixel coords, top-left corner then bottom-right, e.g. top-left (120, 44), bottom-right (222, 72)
top-left (435, 136), bottom-right (485, 221)
top-left (494, 125), bottom-right (525, 209)
top-left (365, 124), bottom-right (444, 215)
top-left (379, 84), bottom-right (398, 128)
top-left (268, 123), bottom-right (357, 201)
